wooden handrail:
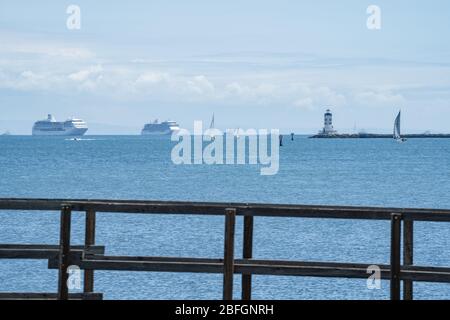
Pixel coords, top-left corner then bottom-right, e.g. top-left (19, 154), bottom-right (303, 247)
top-left (1, 198), bottom-right (450, 221)
top-left (0, 198), bottom-right (449, 300)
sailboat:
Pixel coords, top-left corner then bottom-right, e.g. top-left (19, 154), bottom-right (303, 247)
top-left (209, 113), bottom-right (215, 141)
top-left (234, 128), bottom-right (241, 138)
top-left (393, 111), bottom-right (407, 142)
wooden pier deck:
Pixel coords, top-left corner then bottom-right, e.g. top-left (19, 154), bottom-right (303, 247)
top-left (1, 198), bottom-right (450, 300)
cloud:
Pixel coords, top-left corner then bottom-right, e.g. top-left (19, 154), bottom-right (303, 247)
top-left (0, 42), bottom-right (93, 60)
top-left (68, 65), bottom-right (103, 82)
top-left (353, 90), bottom-right (405, 107)
top-left (0, 31), bottom-right (94, 60)
top-left (186, 75), bottom-right (215, 95)
top-left (0, 59), bottom-right (408, 111)
top-left (0, 35), bottom-right (443, 111)
top-left (0, 58), bottom-right (412, 111)
top-left (135, 72), bottom-right (169, 85)
top-left (0, 69), bottom-right (64, 91)
top-left (291, 86), bottom-right (347, 110)
top-left (134, 72), bottom-right (217, 100)
top-left (223, 82), bottom-right (280, 104)
top-left (293, 97), bottom-right (314, 110)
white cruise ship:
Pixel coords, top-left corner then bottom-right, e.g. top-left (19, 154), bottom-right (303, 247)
top-left (32, 114), bottom-right (88, 136)
top-left (141, 120), bottom-right (180, 135)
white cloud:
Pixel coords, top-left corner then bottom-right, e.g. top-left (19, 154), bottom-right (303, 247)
top-left (186, 75), bottom-right (215, 95)
top-left (0, 37), bottom-right (444, 112)
top-left (0, 31), bottom-right (94, 60)
top-left (225, 82), bottom-right (244, 95)
top-left (353, 90), bottom-right (405, 107)
top-left (0, 60), bottom-right (412, 110)
top-left (0, 42), bottom-right (93, 60)
top-left (293, 97), bottom-right (314, 110)
top-left (291, 86), bottom-right (347, 110)
top-left (223, 82), bottom-right (280, 104)
top-left (0, 70), bottom-right (63, 91)
top-left (68, 65), bottom-right (103, 82)
top-left (135, 72), bottom-right (169, 85)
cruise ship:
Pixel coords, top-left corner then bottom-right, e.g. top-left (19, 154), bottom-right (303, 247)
top-left (32, 114), bottom-right (88, 136)
top-left (141, 120), bottom-right (180, 135)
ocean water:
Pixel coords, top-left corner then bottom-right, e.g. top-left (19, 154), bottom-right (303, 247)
top-left (0, 135), bottom-right (449, 300)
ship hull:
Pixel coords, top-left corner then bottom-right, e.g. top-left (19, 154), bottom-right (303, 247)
top-left (141, 128), bottom-right (179, 135)
top-left (32, 127), bottom-right (88, 136)
top-left (141, 130), bottom-right (177, 135)
top-left (141, 120), bottom-right (180, 135)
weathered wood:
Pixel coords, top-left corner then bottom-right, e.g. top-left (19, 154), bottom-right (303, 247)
top-left (66, 256), bottom-right (450, 283)
top-left (84, 210), bottom-right (96, 293)
top-left (2, 198), bottom-right (450, 299)
top-left (0, 244), bottom-right (103, 251)
top-left (2, 198), bottom-right (450, 221)
top-left (403, 219), bottom-right (413, 300)
top-left (242, 215), bottom-right (254, 300)
top-left (390, 213), bottom-right (402, 300)
top-left (0, 245), bottom-right (104, 260)
top-left (400, 269), bottom-right (450, 282)
top-left (57, 206), bottom-right (72, 300)
top-left (0, 292), bottom-right (103, 300)
top-left (223, 208), bottom-right (236, 300)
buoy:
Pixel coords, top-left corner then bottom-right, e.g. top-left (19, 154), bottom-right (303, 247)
top-left (279, 134), bottom-right (283, 147)
top-left (291, 133), bottom-right (294, 141)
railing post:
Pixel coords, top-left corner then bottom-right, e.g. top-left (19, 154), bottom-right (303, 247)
top-left (57, 205), bottom-right (72, 300)
top-left (242, 214), bottom-right (254, 300)
top-left (390, 213), bottom-right (402, 300)
top-left (223, 208), bottom-right (236, 300)
top-left (403, 219), bottom-right (414, 300)
top-left (84, 209), bottom-right (96, 293)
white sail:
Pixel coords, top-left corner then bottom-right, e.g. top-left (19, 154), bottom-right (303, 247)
top-left (209, 113), bottom-right (215, 140)
top-left (209, 113), bottom-right (215, 130)
top-left (393, 111), bottom-right (401, 140)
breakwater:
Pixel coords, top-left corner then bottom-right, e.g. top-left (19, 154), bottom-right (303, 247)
top-left (309, 133), bottom-right (450, 138)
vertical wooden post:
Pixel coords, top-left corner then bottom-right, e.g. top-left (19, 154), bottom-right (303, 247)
top-left (223, 208), bottom-right (236, 300)
top-left (390, 213), bottom-right (402, 300)
top-left (57, 205), bottom-right (72, 300)
top-left (84, 209), bottom-right (96, 293)
top-left (403, 219), bottom-right (414, 300)
top-left (242, 214), bottom-right (254, 300)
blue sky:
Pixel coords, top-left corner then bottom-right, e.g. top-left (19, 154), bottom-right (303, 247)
top-left (1, 0), bottom-right (450, 134)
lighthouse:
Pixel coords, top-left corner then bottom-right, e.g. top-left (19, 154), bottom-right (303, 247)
top-left (321, 109), bottom-right (337, 135)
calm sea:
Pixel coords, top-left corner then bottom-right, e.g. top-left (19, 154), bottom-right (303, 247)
top-left (0, 135), bottom-right (449, 299)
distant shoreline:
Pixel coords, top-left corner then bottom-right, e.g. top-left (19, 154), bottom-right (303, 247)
top-left (2, 133), bottom-right (450, 138)
top-left (310, 133), bottom-right (450, 139)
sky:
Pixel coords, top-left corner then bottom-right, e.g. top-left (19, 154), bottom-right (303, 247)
top-left (0, 0), bottom-right (450, 134)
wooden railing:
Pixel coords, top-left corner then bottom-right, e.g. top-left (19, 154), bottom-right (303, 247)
top-left (1, 198), bottom-right (450, 300)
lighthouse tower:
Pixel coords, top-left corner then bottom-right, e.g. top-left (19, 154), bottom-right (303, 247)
top-left (321, 109), bottom-right (337, 135)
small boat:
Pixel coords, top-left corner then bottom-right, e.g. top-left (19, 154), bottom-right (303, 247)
top-left (393, 111), bottom-right (407, 142)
